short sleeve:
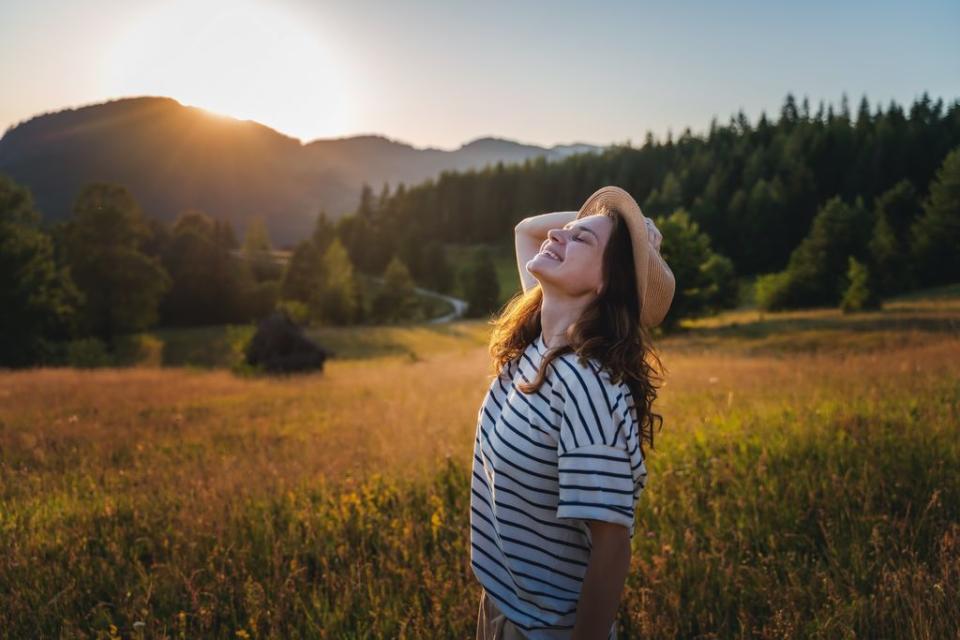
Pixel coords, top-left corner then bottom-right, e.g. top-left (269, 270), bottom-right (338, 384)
top-left (553, 356), bottom-right (639, 532)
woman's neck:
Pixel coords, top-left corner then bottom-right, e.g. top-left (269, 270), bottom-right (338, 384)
top-left (540, 293), bottom-right (591, 349)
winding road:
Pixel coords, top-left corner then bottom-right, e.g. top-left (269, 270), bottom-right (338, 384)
top-left (236, 250), bottom-right (470, 324)
top-left (366, 275), bottom-right (469, 324)
top-left (414, 285), bottom-right (469, 323)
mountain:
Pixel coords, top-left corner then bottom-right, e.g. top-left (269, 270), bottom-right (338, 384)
top-left (0, 97), bottom-right (605, 245)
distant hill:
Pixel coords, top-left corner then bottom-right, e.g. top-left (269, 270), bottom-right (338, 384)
top-left (0, 96), bottom-right (604, 245)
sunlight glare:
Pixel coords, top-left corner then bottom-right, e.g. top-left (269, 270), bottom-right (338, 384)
top-left (104, 0), bottom-right (354, 142)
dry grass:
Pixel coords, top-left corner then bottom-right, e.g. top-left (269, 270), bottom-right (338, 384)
top-left (1, 290), bottom-right (958, 638)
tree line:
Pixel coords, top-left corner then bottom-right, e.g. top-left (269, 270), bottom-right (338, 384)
top-left (0, 179), bottom-right (486, 367)
top-left (2, 93), bottom-right (958, 367)
top-left (335, 92), bottom-right (959, 313)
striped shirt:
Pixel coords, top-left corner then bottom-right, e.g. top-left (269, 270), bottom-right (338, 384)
top-left (469, 332), bottom-right (648, 639)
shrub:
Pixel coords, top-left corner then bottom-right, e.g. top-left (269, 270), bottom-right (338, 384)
top-left (65, 337), bottom-right (113, 368)
top-left (840, 256), bottom-right (882, 313)
top-left (754, 271), bottom-right (794, 311)
top-left (113, 333), bottom-right (165, 367)
top-left (225, 324), bottom-right (260, 376)
top-left (276, 299), bottom-right (310, 326)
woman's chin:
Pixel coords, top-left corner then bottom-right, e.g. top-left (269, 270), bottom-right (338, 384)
top-left (529, 255), bottom-right (562, 272)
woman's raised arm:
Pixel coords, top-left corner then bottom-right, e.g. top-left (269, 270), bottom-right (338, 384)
top-left (514, 211), bottom-right (579, 294)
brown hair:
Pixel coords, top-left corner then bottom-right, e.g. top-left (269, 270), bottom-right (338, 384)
top-left (487, 206), bottom-right (667, 458)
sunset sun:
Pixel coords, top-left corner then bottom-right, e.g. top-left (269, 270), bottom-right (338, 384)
top-left (105, 0), bottom-right (355, 141)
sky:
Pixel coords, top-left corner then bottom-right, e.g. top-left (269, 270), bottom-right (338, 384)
top-left (1, 0), bottom-right (958, 151)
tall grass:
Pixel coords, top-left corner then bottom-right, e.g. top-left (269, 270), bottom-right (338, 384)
top-left (1, 296), bottom-right (958, 638)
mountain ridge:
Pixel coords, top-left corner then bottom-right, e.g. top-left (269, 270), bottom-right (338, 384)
top-left (0, 96), bottom-right (606, 245)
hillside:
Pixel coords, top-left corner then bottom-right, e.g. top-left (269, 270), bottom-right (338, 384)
top-left (0, 97), bottom-right (604, 245)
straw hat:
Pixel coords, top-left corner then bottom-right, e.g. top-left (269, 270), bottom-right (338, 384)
top-left (575, 186), bottom-right (676, 328)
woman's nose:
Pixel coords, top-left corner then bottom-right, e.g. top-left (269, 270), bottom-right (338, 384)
top-left (547, 228), bottom-right (566, 243)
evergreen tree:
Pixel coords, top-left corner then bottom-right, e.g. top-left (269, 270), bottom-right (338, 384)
top-left (141, 217), bottom-right (173, 259)
top-left (643, 171), bottom-right (683, 217)
top-left (378, 182), bottom-right (391, 212)
top-left (160, 210), bottom-right (246, 325)
top-left (60, 183), bottom-right (171, 346)
top-left (0, 174), bottom-right (82, 366)
top-left (213, 219), bottom-right (239, 250)
top-left (868, 210), bottom-right (905, 295)
top-left (371, 255), bottom-right (420, 324)
top-left (699, 253), bottom-right (739, 312)
top-left (175, 209), bottom-right (216, 238)
top-left (655, 210), bottom-right (737, 326)
top-left (840, 255), bottom-right (882, 312)
top-left (397, 230), bottom-right (424, 282)
top-left (242, 216), bottom-right (279, 282)
top-left (336, 211), bottom-right (382, 275)
top-left (910, 146), bottom-right (960, 286)
top-left (357, 183), bottom-right (376, 221)
top-left (420, 239), bottom-right (454, 293)
top-left (861, 181), bottom-right (917, 295)
top-left (856, 95), bottom-right (873, 131)
top-left (462, 247), bottom-right (500, 319)
top-left (874, 179), bottom-right (919, 238)
top-left (311, 209), bottom-right (336, 255)
top-left (781, 93), bottom-right (799, 126)
top-left (280, 239), bottom-right (324, 305)
top-left (314, 238), bottom-right (360, 325)
top-left (756, 196), bottom-right (872, 310)
top-left (243, 216), bottom-right (272, 253)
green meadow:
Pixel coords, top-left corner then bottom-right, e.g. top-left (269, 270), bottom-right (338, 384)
top-left (1, 286), bottom-right (958, 639)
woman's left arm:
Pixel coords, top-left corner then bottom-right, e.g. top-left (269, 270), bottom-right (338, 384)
top-left (570, 520), bottom-right (631, 640)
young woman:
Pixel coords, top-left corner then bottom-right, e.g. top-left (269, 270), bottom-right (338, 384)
top-left (470, 186), bottom-right (676, 640)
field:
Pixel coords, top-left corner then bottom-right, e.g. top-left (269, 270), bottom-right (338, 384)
top-left (1, 287), bottom-right (958, 639)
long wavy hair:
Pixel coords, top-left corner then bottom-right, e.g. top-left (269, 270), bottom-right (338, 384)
top-left (487, 205), bottom-right (667, 458)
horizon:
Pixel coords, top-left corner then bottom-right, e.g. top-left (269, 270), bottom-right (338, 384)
top-left (5, 90), bottom-right (958, 155)
top-left (2, 0), bottom-right (958, 151)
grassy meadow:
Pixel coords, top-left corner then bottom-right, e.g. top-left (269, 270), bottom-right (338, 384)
top-left (1, 286), bottom-right (958, 639)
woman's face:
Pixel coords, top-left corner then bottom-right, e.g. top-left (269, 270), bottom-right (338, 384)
top-left (527, 214), bottom-right (614, 298)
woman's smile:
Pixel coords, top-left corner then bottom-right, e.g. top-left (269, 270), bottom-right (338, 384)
top-left (537, 241), bottom-right (565, 262)
top-left (538, 247), bottom-right (563, 261)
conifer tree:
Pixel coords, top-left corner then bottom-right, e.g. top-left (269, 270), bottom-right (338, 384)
top-left (315, 238), bottom-right (361, 325)
top-left (371, 255), bottom-right (420, 323)
top-left (60, 183), bottom-right (170, 346)
top-left (161, 209), bottom-right (245, 325)
top-left (280, 239), bottom-right (323, 304)
top-left (910, 146), bottom-right (960, 285)
top-left (840, 255), bottom-right (881, 312)
top-left (311, 209), bottom-right (336, 255)
top-left (0, 174), bottom-right (82, 366)
top-left (462, 247), bottom-right (500, 318)
top-left (243, 216), bottom-right (272, 253)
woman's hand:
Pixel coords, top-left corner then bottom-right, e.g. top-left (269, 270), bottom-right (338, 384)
top-left (644, 217), bottom-right (663, 252)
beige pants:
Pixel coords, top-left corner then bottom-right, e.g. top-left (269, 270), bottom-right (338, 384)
top-left (476, 589), bottom-right (527, 640)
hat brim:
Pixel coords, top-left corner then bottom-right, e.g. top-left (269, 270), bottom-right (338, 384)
top-left (575, 186), bottom-right (674, 328)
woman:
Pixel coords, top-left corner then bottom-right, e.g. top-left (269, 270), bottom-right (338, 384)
top-left (471, 186), bottom-right (676, 640)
